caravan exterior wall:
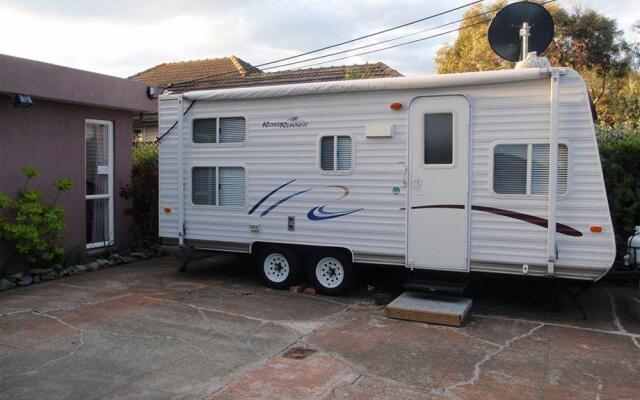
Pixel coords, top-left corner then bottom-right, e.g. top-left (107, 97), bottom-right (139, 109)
top-left (159, 68), bottom-right (615, 281)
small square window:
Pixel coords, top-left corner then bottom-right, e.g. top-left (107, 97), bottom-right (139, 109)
top-left (193, 117), bottom-right (246, 144)
top-left (193, 118), bottom-right (217, 143)
top-left (192, 166), bottom-right (246, 206)
top-left (320, 136), bottom-right (352, 172)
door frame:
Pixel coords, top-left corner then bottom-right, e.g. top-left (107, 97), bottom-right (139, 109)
top-left (405, 94), bottom-right (472, 271)
top-left (85, 119), bottom-right (115, 249)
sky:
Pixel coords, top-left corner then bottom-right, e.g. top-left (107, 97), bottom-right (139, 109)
top-left (0, 0), bottom-right (638, 77)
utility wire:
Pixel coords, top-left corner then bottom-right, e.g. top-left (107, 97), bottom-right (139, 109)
top-left (267, 0), bottom-right (556, 71)
top-left (256, 0), bottom-right (483, 68)
top-left (166, 0), bottom-right (483, 89)
top-left (261, 8), bottom-right (498, 71)
top-left (287, 20), bottom-right (487, 70)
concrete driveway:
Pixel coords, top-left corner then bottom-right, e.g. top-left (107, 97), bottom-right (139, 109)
top-left (1, 255), bottom-right (639, 400)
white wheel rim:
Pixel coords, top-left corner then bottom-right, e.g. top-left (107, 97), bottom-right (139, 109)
top-left (315, 257), bottom-right (344, 289)
top-left (264, 253), bottom-right (290, 283)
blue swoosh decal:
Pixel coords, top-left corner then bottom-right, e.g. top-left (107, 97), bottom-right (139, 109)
top-left (248, 179), bottom-right (296, 215)
top-left (260, 189), bottom-right (312, 217)
top-left (307, 206), bottom-right (364, 221)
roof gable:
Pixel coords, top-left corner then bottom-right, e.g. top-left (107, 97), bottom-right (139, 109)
top-left (129, 55), bottom-right (260, 88)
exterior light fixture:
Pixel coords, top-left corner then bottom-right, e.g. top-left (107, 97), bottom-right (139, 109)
top-left (146, 86), bottom-right (156, 99)
top-left (12, 94), bottom-right (33, 108)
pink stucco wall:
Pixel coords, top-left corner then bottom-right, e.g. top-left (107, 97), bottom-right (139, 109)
top-left (0, 98), bottom-right (134, 251)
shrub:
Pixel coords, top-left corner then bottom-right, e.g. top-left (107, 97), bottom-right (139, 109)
top-left (597, 129), bottom-right (640, 259)
top-left (120, 142), bottom-right (158, 247)
top-left (0, 167), bottom-right (73, 274)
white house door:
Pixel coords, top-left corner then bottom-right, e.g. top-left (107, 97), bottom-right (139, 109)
top-left (407, 96), bottom-right (469, 271)
top-left (85, 119), bottom-right (114, 249)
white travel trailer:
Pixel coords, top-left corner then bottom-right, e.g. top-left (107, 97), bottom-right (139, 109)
top-left (158, 66), bottom-right (616, 294)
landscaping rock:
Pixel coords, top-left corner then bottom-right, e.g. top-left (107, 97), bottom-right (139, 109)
top-left (96, 259), bottom-right (108, 267)
top-left (75, 264), bottom-right (87, 273)
top-left (86, 262), bottom-right (100, 272)
top-left (29, 268), bottom-right (53, 276)
top-left (8, 272), bottom-right (24, 281)
top-left (52, 264), bottom-right (64, 273)
top-left (33, 275), bottom-right (40, 284)
top-left (42, 271), bottom-right (59, 281)
top-left (18, 274), bottom-right (33, 286)
top-left (0, 279), bottom-right (16, 291)
top-left (130, 252), bottom-right (147, 260)
top-left (109, 253), bottom-right (120, 260)
top-left (121, 256), bottom-right (136, 264)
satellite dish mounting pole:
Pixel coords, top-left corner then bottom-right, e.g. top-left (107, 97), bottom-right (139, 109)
top-left (519, 22), bottom-right (531, 60)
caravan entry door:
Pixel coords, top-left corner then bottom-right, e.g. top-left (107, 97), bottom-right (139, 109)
top-left (407, 96), bottom-right (469, 271)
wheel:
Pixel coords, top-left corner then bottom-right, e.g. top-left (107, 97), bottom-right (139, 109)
top-left (309, 251), bottom-right (354, 296)
top-left (258, 247), bottom-right (301, 289)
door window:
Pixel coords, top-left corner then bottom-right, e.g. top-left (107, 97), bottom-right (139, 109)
top-left (424, 113), bottom-right (453, 165)
top-left (85, 120), bottom-right (113, 248)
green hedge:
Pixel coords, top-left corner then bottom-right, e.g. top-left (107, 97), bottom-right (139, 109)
top-left (597, 129), bottom-right (640, 260)
top-left (120, 142), bottom-right (158, 247)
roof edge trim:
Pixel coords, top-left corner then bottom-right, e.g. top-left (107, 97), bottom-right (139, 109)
top-left (177, 68), bottom-right (552, 101)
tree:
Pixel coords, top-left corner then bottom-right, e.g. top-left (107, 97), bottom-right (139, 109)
top-left (435, 1), bottom-right (633, 128)
top-left (434, 1), bottom-right (511, 74)
top-left (548, 7), bottom-right (631, 107)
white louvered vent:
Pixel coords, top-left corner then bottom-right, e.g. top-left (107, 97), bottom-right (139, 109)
top-left (219, 117), bottom-right (246, 143)
top-left (192, 167), bottom-right (216, 205)
top-left (193, 118), bottom-right (217, 143)
top-left (219, 167), bottom-right (246, 206)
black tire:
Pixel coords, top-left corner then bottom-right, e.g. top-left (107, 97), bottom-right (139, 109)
top-left (257, 246), bottom-right (301, 290)
top-left (308, 251), bottom-right (354, 296)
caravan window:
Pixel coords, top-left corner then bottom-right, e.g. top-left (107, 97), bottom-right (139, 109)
top-left (192, 166), bottom-right (246, 206)
top-left (192, 117), bottom-right (246, 144)
top-left (424, 113), bottom-right (453, 165)
top-left (493, 144), bottom-right (568, 195)
top-left (320, 136), bottom-right (352, 172)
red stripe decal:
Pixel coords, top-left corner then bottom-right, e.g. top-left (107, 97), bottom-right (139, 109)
top-left (408, 204), bottom-right (583, 237)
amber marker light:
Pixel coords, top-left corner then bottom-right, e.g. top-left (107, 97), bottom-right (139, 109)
top-left (164, 207), bottom-right (172, 214)
top-left (390, 102), bottom-right (403, 110)
top-left (590, 225), bottom-right (602, 233)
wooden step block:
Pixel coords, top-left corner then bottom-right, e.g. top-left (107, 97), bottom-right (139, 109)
top-left (386, 291), bottom-right (472, 327)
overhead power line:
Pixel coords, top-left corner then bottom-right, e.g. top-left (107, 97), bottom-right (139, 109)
top-left (166, 0), bottom-right (484, 89)
top-left (256, 0), bottom-right (483, 68)
top-left (266, 0), bottom-right (557, 71)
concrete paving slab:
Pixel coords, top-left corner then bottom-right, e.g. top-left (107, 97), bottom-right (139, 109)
top-left (1, 255), bottom-right (640, 400)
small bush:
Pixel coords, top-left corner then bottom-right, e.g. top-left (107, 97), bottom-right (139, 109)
top-left (120, 142), bottom-right (159, 247)
top-left (597, 129), bottom-right (640, 258)
top-left (0, 167), bottom-right (73, 275)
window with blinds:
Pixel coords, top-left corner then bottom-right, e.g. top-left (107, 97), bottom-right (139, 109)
top-left (493, 144), bottom-right (568, 195)
top-left (220, 117), bottom-right (246, 143)
top-left (193, 118), bottom-right (217, 143)
top-left (320, 135), bottom-right (352, 172)
top-left (192, 117), bottom-right (246, 143)
top-left (192, 166), bottom-right (245, 206)
top-left (192, 167), bottom-right (216, 205)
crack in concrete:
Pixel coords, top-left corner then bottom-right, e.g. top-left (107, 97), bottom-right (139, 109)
top-left (473, 313), bottom-right (640, 340)
top-left (197, 300), bottom-right (364, 400)
top-left (0, 292), bottom-right (136, 318)
top-left (441, 323), bottom-right (545, 399)
top-left (0, 311), bottom-right (86, 379)
top-left (607, 289), bottom-right (640, 351)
